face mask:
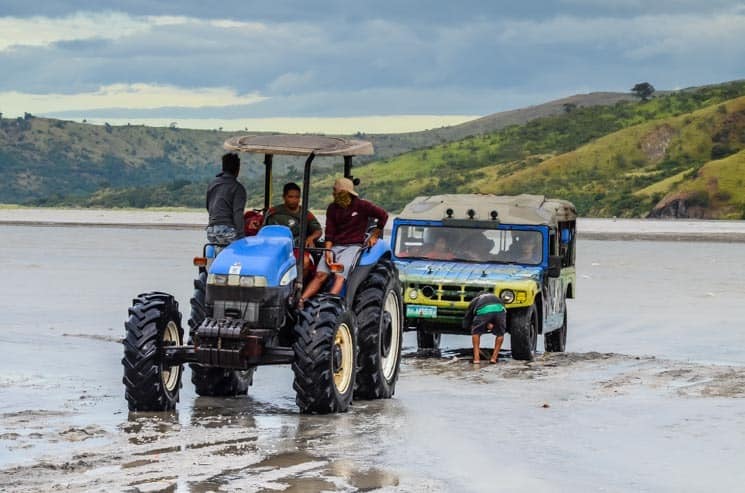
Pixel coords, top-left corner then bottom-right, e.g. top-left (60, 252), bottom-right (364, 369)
top-left (333, 191), bottom-right (352, 208)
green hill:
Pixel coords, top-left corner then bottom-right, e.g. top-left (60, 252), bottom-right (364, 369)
top-left (2, 80), bottom-right (745, 218)
top-left (341, 81), bottom-right (745, 217)
top-left (0, 91), bottom-right (634, 207)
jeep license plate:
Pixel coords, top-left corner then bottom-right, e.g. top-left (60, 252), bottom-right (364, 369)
top-left (407, 305), bottom-right (437, 318)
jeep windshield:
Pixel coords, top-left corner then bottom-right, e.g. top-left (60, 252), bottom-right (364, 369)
top-left (394, 225), bottom-right (543, 265)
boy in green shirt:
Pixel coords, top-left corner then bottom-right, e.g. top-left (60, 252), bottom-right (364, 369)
top-left (463, 291), bottom-right (506, 364)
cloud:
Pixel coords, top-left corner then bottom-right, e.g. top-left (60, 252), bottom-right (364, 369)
top-left (0, 84), bottom-right (266, 117)
top-left (0, 6), bottom-right (743, 122)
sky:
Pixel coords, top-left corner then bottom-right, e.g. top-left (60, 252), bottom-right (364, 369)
top-left (0, 1), bottom-right (743, 133)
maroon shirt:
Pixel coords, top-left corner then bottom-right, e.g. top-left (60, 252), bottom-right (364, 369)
top-left (325, 196), bottom-right (388, 245)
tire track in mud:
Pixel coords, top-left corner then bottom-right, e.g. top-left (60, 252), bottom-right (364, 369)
top-left (404, 350), bottom-right (745, 398)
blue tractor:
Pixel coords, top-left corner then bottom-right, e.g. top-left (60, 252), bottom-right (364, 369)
top-left (122, 135), bottom-right (404, 414)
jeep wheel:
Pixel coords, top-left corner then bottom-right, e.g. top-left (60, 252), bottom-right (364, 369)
top-left (188, 271), bottom-right (254, 396)
top-left (122, 292), bottom-right (183, 411)
top-left (292, 295), bottom-right (357, 414)
top-left (353, 259), bottom-right (403, 400)
top-left (509, 304), bottom-right (538, 361)
top-left (416, 330), bottom-right (441, 355)
top-left (544, 309), bottom-right (567, 352)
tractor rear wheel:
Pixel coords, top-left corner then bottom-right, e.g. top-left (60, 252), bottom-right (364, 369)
top-left (188, 271), bottom-right (254, 396)
top-left (292, 295), bottom-right (357, 414)
top-left (352, 258), bottom-right (403, 400)
top-left (122, 292), bottom-right (183, 411)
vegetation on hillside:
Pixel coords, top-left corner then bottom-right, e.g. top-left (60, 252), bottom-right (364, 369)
top-left (3, 79), bottom-right (745, 217)
top-left (348, 80), bottom-right (745, 216)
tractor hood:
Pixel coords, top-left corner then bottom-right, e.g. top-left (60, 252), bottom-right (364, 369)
top-left (395, 259), bottom-right (543, 285)
top-left (210, 226), bottom-right (296, 286)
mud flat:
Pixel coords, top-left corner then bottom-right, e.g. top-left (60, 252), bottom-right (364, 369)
top-left (1, 224), bottom-right (744, 491)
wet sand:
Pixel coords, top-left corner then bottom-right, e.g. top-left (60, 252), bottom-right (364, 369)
top-left (1, 225), bottom-right (744, 492)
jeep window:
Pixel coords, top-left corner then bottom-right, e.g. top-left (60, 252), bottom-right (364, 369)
top-left (395, 225), bottom-right (543, 265)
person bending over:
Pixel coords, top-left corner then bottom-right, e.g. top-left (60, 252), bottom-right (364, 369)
top-left (463, 291), bottom-right (506, 364)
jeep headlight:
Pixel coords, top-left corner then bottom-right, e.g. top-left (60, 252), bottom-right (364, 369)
top-left (409, 288), bottom-right (418, 300)
top-left (239, 275), bottom-right (268, 287)
top-left (500, 289), bottom-right (515, 304)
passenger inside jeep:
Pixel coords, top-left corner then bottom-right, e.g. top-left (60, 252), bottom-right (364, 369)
top-left (505, 233), bottom-right (542, 264)
top-left (455, 231), bottom-right (495, 262)
top-left (423, 234), bottom-right (455, 260)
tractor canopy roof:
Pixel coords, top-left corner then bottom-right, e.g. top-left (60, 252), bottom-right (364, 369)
top-left (399, 194), bottom-right (577, 227)
top-left (224, 135), bottom-right (374, 157)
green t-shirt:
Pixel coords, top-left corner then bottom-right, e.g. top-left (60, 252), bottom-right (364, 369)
top-left (264, 204), bottom-right (322, 245)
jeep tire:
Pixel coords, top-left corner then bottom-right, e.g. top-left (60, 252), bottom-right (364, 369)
top-left (123, 292), bottom-right (183, 411)
top-left (352, 258), bottom-right (403, 400)
top-left (509, 303), bottom-right (538, 361)
top-left (188, 271), bottom-right (254, 396)
top-left (416, 330), bottom-right (441, 355)
top-left (544, 309), bottom-right (567, 352)
top-left (292, 295), bottom-right (357, 414)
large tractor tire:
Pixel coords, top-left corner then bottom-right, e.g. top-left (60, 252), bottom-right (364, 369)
top-left (509, 303), bottom-right (538, 361)
top-left (544, 309), bottom-right (567, 353)
top-left (122, 292), bottom-right (183, 411)
top-left (416, 330), bottom-right (441, 355)
top-left (188, 271), bottom-right (254, 396)
top-left (292, 295), bottom-right (357, 414)
top-left (352, 258), bottom-right (403, 400)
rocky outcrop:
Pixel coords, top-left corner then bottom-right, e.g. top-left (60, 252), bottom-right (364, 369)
top-left (647, 191), bottom-right (710, 218)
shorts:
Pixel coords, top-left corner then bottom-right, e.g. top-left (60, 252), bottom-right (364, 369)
top-left (470, 311), bottom-right (506, 336)
top-left (206, 224), bottom-right (238, 245)
top-left (317, 245), bottom-right (362, 278)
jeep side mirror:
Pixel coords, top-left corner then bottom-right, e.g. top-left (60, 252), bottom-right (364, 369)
top-left (548, 255), bottom-right (562, 278)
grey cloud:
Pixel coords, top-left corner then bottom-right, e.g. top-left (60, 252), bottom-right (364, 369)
top-left (1, 5), bottom-right (744, 117)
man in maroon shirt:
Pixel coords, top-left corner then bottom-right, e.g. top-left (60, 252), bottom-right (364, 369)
top-left (299, 177), bottom-right (388, 305)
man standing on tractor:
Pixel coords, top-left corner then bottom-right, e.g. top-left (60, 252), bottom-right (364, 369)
top-left (206, 152), bottom-right (246, 244)
top-left (264, 182), bottom-right (323, 279)
top-left (299, 177), bottom-right (388, 305)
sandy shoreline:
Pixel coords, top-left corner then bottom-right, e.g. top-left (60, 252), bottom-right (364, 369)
top-left (2, 208), bottom-right (745, 241)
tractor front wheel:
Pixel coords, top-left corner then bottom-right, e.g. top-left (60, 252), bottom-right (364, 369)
top-left (122, 292), bottom-right (183, 411)
top-left (292, 295), bottom-right (357, 414)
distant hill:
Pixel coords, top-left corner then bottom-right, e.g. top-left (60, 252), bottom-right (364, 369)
top-left (0, 91), bottom-right (634, 207)
top-left (366, 92), bottom-right (635, 160)
top-left (339, 80), bottom-right (745, 217)
top-left (2, 80), bottom-right (745, 218)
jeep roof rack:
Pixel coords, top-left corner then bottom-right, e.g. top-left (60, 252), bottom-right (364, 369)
top-left (399, 194), bottom-right (577, 226)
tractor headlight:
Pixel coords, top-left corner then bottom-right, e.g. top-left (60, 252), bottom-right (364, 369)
top-left (239, 275), bottom-right (268, 287)
top-left (409, 288), bottom-right (418, 300)
top-left (500, 289), bottom-right (515, 304)
top-left (279, 269), bottom-right (296, 286)
top-left (207, 274), bottom-right (228, 286)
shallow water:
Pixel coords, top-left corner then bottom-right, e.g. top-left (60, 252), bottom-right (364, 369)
top-left (1, 225), bottom-right (744, 492)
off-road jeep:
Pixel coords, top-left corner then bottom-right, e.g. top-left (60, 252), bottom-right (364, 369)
top-left (391, 194), bottom-right (576, 360)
